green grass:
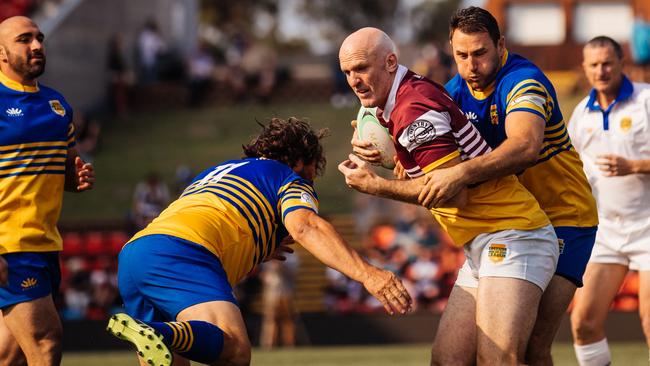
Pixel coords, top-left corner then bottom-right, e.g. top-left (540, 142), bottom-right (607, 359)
top-left (61, 103), bottom-right (361, 221)
top-left (61, 342), bottom-right (648, 365)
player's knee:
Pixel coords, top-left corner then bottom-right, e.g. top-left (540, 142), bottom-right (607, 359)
top-left (571, 315), bottom-right (599, 342)
top-left (478, 349), bottom-right (518, 365)
top-left (216, 335), bottom-right (251, 366)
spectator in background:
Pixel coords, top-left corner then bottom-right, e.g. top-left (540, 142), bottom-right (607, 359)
top-left (136, 19), bottom-right (166, 84)
top-left (568, 36), bottom-right (650, 366)
top-left (186, 40), bottom-right (216, 107)
top-left (131, 172), bottom-right (170, 230)
top-left (240, 40), bottom-right (279, 103)
top-left (107, 34), bottom-right (130, 117)
top-left (259, 254), bottom-right (299, 349)
top-left (173, 164), bottom-right (194, 196)
top-left (411, 42), bottom-right (453, 85)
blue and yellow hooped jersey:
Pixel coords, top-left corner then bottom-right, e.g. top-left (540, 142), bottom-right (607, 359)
top-left (0, 71), bottom-right (75, 254)
top-left (129, 158), bottom-right (319, 285)
top-left (445, 51), bottom-right (598, 227)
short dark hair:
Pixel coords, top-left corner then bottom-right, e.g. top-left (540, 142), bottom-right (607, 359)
top-left (585, 36), bottom-right (623, 59)
top-left (243, 117), bottom-right (329, 176)
top-left (450, 6), bottom-right (501, 46)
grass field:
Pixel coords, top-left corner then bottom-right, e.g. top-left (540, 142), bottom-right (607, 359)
top-left (61, 342), bottom-right (648, 365)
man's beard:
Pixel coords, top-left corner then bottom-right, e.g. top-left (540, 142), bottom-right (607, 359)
top-left (8, 52), bottom-right (46, 80)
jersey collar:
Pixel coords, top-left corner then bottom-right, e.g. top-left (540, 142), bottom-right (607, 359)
top-left (381, 64), bottom-right (408, 121)
top-left (466, 50), bottom-right (509, 100)
top-left (0, 69), bottom-right (39, 93)
top-left (586, 75), bottom-right (633, 112)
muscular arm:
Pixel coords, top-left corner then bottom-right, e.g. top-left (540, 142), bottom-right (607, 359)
top-left (283, 208), bottom-right (411, 314)
top-left (456, 111), bottom-right (545, 184)
top-left (419, 111), bottom-right (544, 208)
top-left (339, 153), bottom-right (467, 208)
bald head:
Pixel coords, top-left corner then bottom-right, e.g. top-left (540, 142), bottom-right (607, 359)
top-left (0, 16), bottom-right (45, 84)
top-left (0, 16), bottom-right (38, 44)
top-left (338, 28), bottom-right (399, 108)
top-left (339, 27), bottom-right (397, 63)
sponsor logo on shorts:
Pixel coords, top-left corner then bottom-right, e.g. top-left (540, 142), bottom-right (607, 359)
top-left (558, 239), bottom-right (565, 254)
top-left (21, 277), bottom-right (38, 290)
top-left (488, 243), bottom-right (507, 263)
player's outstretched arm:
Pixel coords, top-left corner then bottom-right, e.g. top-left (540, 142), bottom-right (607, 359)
top-left (64, 148), bottom-right (95, 192)
top-left (284, 208), bottom-right (412, 315)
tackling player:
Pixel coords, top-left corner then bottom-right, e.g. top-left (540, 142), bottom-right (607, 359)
top-left (418, 7), bottom-right (599, 364)
top-left (0, 16), bottom-right (95, 366)
top-left (108, 117), bottom-right (412, 366)
top-left (338, 27), bottom-right (558, 365)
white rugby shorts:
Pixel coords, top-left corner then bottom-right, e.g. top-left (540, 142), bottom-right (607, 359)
top-left (590, 216), bottom-right (650, 270)
top-left (455, 225), bottom-right (559, 291)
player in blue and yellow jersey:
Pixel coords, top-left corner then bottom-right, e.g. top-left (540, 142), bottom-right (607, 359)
top-left (108, 118), bottom-right (412, 366)
top-left (417, 7), bottom-right (599, 364)
top-left (0, 16), bottom-right (95, 366)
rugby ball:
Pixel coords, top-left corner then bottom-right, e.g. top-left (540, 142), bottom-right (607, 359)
top-left (356, 107), bottom-right (396, 169)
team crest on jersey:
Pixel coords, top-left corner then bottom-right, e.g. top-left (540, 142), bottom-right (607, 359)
top-left (49, 100), bottom-right (66, 116)
top-left (407, 119), bottom-right (436, 144)
top-left (620, 117), bottom-right (632, 132)
top-left (488, 243), bottom-right (507, 263)
top-left (490, 104), bottom-right (498, 125)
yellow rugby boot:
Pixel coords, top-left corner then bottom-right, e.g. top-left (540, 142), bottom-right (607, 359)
top-left (107, 313), bottom-right (173, 366)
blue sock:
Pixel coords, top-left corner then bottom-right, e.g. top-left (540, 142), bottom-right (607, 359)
top-left (145, 320), bottom-right (224, 364)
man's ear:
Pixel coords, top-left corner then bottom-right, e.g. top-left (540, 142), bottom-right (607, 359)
top-left (386, 53), bottom-right (398, 72)
top-left (0, 46), bottom-right (6, 62)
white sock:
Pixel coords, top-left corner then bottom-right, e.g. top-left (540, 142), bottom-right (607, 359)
top-left (574, 338), bottom-right (611, 366)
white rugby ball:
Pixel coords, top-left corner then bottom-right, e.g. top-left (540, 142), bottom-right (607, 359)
top-left (356, 107), bottom-right (396, 169)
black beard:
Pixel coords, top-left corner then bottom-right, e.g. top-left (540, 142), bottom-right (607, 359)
top-left (8, 53), bottom-right (46, 81)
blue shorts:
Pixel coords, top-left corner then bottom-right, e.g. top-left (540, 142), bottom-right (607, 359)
top-left (0, 252), bottom-right (61, 309)
top-left (554, 226), bottom-right (598, 287)
top-left (117, 234), bottom-right (237, 322)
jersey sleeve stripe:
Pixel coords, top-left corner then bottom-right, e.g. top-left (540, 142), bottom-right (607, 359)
top-left (506, 107), bottom-right (547, 121)
top-left (421, 150), bottom-right (460, 174)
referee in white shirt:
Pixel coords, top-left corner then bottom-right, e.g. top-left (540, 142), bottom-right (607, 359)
top-left (568, 35), bottom-right (650, 366)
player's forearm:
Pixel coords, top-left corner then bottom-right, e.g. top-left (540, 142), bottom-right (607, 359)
top-left (292, 215), bottom-right (373, 283)
top-left (458, 139), bottom-right (537, 185)
top-left (367, 175), bottom-right (423, 205)
top-left (632, 159), bottom-right (650, 174)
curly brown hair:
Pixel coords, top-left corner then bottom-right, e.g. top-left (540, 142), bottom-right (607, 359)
top-left (242, 117), bottom-right (329, 176)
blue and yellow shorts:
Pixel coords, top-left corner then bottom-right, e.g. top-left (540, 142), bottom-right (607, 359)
top-left (0, 251), bottom-right (61, 309)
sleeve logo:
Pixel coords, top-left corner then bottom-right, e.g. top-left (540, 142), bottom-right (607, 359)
top-left (300, 192), bottom-right (318, 212)
top-left (407, 119), bottom-right (436, 144)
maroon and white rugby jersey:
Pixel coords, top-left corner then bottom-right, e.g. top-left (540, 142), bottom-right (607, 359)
top-left (377, 65), bottom-right (491, 177)
top-left (373, 65), bottom-right (549, 247)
